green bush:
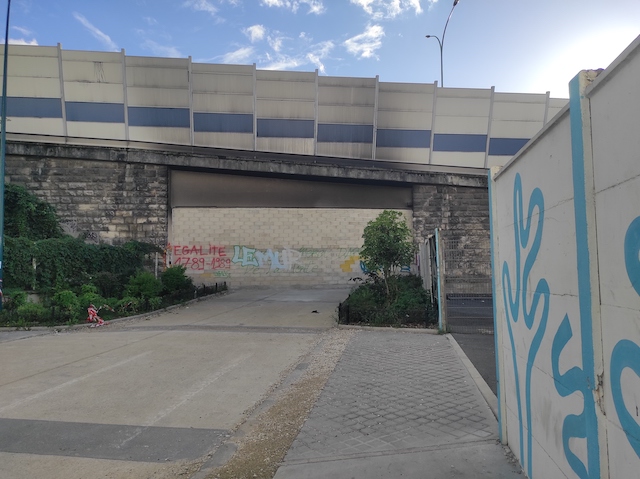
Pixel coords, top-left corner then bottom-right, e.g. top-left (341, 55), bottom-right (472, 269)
top-left (117, 297), bottom-right (141, 314)
top-left (5, 183), bottom-right (62, 240)
top-left (16, 302), bottom-right (49, 324)
top-left (3, 289), bottom-right (27, 312)
top-left (161, 265), bottom-right (193, 295)
top-left (341, 274), bottom-right (435, 327)
top-left (52, 290), bottom-right (79, 313)
top-left (125, 271), bottom-right (162, 300)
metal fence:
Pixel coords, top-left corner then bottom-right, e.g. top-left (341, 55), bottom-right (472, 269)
top-left (442, 238), bottom-right (494, 334)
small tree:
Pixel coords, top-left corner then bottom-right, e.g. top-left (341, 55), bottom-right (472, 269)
top-left (360, 210), bottom-right (416, 299)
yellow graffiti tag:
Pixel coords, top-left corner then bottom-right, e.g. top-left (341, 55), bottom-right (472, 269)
top-left (340, 255), bottom-right (360, 272)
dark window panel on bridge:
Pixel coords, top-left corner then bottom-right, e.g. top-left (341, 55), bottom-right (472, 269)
top-left (256, 119), bottom-right (315, 138)
top-left (128, 106), bottom-right (190, 128)
top-left (7, 97), bottom-right (62, 118)
top-left (317, 124), bottom-right (373, 144)
top-left (376, 129), bottom-right (431, 148)
top-left (194, 112), bottom-right (253, 133)
top-left (488, 138), bottom-right (530, 156)
top-left (65, 102), bottom-right (125, 123)
top-left (433, 133), bottom-right (488, 152)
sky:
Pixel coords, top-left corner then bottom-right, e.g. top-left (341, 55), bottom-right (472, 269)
top-left (5, 0), bottom-right (640, 98)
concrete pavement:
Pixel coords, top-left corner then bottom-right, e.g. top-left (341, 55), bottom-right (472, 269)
top-left (0, 287), bottom-right (348, 479)
top-left (274, 330), bottom-right (521, 478)
top-left (1, 287), bottom-right (522, 478)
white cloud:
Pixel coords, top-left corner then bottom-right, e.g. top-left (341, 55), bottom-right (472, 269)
top-left (183, 0), bottom-right (218, 17)
top-left (306, 40), bottom-right (334, 73)
top-left (268, 35), bottom-right (285, 52)
top-left (72, 12), bottom-right (119, 51)
top-left (344, 24), bottom-right (384, 59)
top-left (263, 55), bottom-right (304, 70)
top-left (222, 46), bottom-right (255, 63)
top-left (8, 38), bottom-right (38, 45)
top-left (244, 25), bottom-right (266, 43)
top-left (142, 39), bottom-right (182, 57)
top-left (350, 0), bottom-right (427, 19)
top-left (12, 26), bottom-right (33, 36)
top-left (260, 0), bottom-right (325, 14)
top-left (143, 17), bottom-right (158, 25)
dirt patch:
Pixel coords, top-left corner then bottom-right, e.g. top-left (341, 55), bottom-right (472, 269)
top-left (201, 328), bottom-right (356, 479)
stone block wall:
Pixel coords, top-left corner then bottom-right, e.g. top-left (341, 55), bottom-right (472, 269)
top-left (5, 156), bottom-right (168, 246)
top-left (412, 184), bottom-right (491, 282)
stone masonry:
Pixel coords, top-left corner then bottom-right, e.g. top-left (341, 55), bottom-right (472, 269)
top-left (4, 139), bottom-right (490, 285)
top-left (5, 154), bottom-right (168, 246)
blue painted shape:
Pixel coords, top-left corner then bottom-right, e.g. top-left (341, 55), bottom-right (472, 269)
top-left (552, 314), bottom-right (592, 478)
top-left (625, 216), bottom-right (640, 296)
top-left (488, 138), bottom-right (529, 156)
top-left (610, 340), bottom-right (640, 458)
top-left (128, 106), bottom-right (190, 128)
top-left (317, 123), bottom-right (373, 143)
top-left (502, 172), bottom-right (548, 477)
top-left (65, 102), bottom-right (125, 123)
top-left (257, 118), bottom-right (314, 138)
top-left (488, 170), bottom-right (503, 441)
top-left (432, 133), bottom-right (487, 152)
top-left (376, 129), bottom-right (430, 148)
top-left (7, 96), bottom-right (62, 118)
top-left (548, 72), bottom-right (600, 479)
top-left (193, 112), bottom-right (253, 133)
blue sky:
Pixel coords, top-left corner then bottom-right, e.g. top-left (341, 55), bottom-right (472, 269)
top-left (6, 0), bottom-right (640, 98)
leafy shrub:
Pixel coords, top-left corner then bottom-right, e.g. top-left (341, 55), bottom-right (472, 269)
top-left (125, 271), bottom-right (162, 300)
top-left (5, 183), bottom-right (62, 240)
top-left (3, 289), bottom-right (27, 312)
top-left (16, 302), bottom-right (49, 324)
top-left (161, 265), bottom-right (193, 295)
top-left (117, 297), bottom-right (141, 314)
top-left (52, 290), bottom-right (79, 313)
top-left (341, 274), bottom-right (435, 327)
top-left (148, 296), bottom-right (162, 310)
top-left (91, 272), bottom-right (123, 298)
top-left (360, 210), bottom-right (416, 300)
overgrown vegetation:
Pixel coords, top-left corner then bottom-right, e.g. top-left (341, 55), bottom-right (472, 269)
top-left (340, 210), bottom-right (436, 327)
top-left (0, 184), bottom-right (225, 328)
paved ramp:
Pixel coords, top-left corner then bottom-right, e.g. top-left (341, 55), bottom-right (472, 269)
top-left (0, 287), bottom-right (349, 479)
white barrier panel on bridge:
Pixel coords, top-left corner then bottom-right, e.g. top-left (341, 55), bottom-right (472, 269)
top-left (0, 45), bottom-right (566, 170)
top-left (491, 35), bottom-right (640, 479)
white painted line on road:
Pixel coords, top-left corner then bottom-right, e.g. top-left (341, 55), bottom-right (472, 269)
top-left (0, 351), bottom-right (153, 414)
top-left (117, 352), bottom-right (253, 448)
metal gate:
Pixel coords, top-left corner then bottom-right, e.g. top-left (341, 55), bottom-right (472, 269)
top-left (441, 236), bottom-right (494, 334)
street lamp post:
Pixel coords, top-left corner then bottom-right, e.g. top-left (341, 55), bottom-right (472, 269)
top-left (0, 0), bottom-right (11, 311)
top-left (426, 0), bottom-right (460, 87)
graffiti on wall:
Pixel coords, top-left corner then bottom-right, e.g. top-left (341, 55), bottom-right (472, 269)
top-left (500, 175), bottom-right (640, 478)
top-left (610, 216), bottom-right (640, 458)
top-left (168, 244), bottom-right (231, 271)
top-left (167, 244), bottom-right (364, 275)
top-left (501, 173), bottom-right (550, 478)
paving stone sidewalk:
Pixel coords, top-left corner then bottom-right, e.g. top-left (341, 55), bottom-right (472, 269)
top-left (275, 330), bottom-right (522, 478)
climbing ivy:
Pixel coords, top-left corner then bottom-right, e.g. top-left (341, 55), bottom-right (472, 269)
top-left (4, 183), bottom-right (62, 240)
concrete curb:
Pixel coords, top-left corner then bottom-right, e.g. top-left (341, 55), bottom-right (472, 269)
top-left (337, 324), bottom-right (440, 334)
top-left (447, 333), bottom-right (499, 420)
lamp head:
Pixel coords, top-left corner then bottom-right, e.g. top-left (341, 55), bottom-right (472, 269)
top-left (453, 0), bottom-right (459, 5)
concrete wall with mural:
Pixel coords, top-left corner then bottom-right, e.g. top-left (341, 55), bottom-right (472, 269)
top-left (169, 208), bottom-right (412, 287)
top-left (491, 35), bottom-right (640, 478)
top-left (1, 45), bottom-right (566, 170)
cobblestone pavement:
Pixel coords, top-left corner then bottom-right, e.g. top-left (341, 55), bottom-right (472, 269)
top-left (276, 330), bottom-right (521, 478)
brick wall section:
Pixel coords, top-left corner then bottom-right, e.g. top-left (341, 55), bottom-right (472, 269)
top-left (170, 208), bottom-right (412, 287)
top-left (412, 184), bottom-right (491, 279)
top-left (5, 156), bottom-right (168, 246)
